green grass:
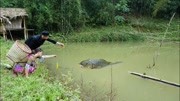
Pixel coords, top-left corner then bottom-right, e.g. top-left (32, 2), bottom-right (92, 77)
top-left (52, 17), bottom-right (179, 42)
top-left (0, 39), bottom-right (13, 63)
top-left (128, 17), bottom-right (180, 41)
top-left (0, 38), bottom-right (81, 101)
top-left (55, 26), bottom-right (145, 42)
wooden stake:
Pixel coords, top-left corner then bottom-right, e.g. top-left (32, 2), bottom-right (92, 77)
top-left (1, 23), bottom-right (7, 40)
top-left (23, 17), bottom-right (27, 40)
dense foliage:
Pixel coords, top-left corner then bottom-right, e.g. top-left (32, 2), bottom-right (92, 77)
top-left (0, 0), bottom-right (179, 33)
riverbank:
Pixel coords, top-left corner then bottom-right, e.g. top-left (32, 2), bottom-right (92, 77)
top-left (0, 38), bottom-right (81, 100)
top-left (51, 17), bottom-right (179, 42)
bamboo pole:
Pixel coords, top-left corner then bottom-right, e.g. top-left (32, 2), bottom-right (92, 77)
top-left (149, 13), bottom-right (176, 68)
top-left (1, 23), bottom-right (7, 40)
top-left (128, 71), bottom-right (180, 88)
top-left (23, 17), bottom-right (27, 40)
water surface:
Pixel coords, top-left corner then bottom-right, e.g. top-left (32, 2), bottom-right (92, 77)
top-left (43, 42), bottom-right (179, 101)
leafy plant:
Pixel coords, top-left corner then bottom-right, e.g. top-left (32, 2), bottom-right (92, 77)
top-left (115, 0), bottom-right (130, 13)
top-left (115, 0), bottom-right (130, 24)
top-left (96, 2), bottom-right (115, 26)
top-left (115, 16), bottom-right (125, 24)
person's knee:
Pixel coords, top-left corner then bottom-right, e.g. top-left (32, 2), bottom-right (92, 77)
top-left (38, 51), bottom-right (43, 57)
top-left (28, 55), bottom-right (36, 61)
top-left (34, 51), bottom-right (42, 58)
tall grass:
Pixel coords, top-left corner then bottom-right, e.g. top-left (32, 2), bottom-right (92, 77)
top-left (67, 26), bottom-right (145, 42)
top-left (52, 17), bottom-right (179, 42)
top-left (129, 17), bottom-right (180, 41)
top-left (1, 66), bottom-right (81, 100)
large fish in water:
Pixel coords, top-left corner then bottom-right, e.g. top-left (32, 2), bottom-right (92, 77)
top-left (80, 59), bottom-right (122, 69)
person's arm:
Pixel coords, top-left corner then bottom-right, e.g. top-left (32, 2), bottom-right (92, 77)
top-left (47, 38), bottom-right (64, 47)
top-left (47, 38), bottom-right (56, 44)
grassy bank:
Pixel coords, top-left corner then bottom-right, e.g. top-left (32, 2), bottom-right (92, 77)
top-left (0, 38), bottom-right (81, 101)
top-left (67, 26), bottom-right (145, 42)
top-left (51, 17), bottom-right (179, 42)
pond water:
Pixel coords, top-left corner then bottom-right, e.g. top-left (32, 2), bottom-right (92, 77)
top-left (43, 41), bottom-right (179, 101)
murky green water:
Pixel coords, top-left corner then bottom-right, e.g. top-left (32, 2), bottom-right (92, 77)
top-left (43, 41), bottom-right (179, 101)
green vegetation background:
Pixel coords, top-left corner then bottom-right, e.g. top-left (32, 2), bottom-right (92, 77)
top-left (1, 0), bottom-right (179, 39)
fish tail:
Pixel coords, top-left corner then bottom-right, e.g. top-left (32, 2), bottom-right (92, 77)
top-left (110, 61), bottom-right (123, 65)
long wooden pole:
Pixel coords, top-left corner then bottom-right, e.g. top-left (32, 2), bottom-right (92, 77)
top-left (1, 23), bottom-right (7, 40)
top-left (128, 71), bottom-right (180, 87)
top-left (150, 13), bottom-right (176, 68)
top-left (23, 17), bottom-right (27, 40)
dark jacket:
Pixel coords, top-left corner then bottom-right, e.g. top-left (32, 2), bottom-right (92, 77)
top-left (25, 35), bottom-right (56, 50)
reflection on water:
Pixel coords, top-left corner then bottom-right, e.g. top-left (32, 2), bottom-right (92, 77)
top-left (43, 42), bottom-right (179, 101)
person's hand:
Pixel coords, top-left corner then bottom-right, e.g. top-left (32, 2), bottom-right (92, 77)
top-left (56, 42), bottom-right (64, 48)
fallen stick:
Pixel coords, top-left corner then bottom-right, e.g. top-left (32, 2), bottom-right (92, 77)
top-left (128, 71), bottom-right (180, 88)
top-left (0, 63), bottom-right (12, 68)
